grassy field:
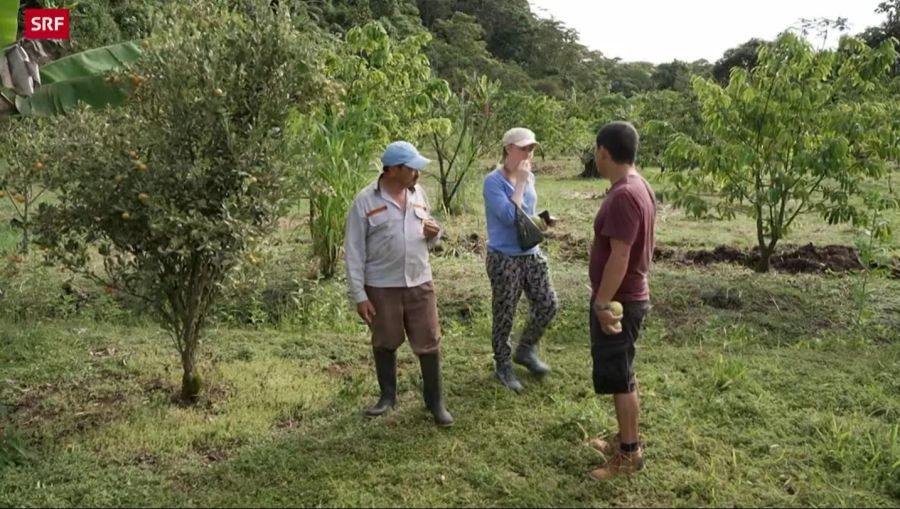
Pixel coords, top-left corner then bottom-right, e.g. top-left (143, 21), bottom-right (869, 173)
top-left (1, 162), bottom-right (899, 507)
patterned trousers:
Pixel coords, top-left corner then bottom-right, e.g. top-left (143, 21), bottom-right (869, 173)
top-left (485, 250), bottom-right (559, 362)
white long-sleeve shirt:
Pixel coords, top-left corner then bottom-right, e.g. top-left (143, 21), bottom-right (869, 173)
top-left (344, 177), bottom-right (441, 304)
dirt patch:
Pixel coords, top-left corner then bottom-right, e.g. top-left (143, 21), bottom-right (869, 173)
top-left (657, 243), bottom-right (875, 274)
top-left (433, 229), bottom-right (889, 278)
top-left (7, 378), bottom-right (131, 436)
top-left (684, 245), bottom-right (747, 266)
top-left (762, 244), bottom-right (864, 273)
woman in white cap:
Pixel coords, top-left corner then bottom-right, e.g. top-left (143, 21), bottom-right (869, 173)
top-left (481, 127), bottom-right (559, 393)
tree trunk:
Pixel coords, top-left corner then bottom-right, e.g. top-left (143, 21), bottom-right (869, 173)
top-left (179, 264), bottom-right (205, 402)
top-left (180, 335), bottom-right (201, 402)
top-left (754, 247), bottom-right (772, 272)
top-left (20, 197), bottom-right (29, 254)
top-left (440, 172), bottom-right (452, 213)
top-left (755, 237), bottom-right (779, 273)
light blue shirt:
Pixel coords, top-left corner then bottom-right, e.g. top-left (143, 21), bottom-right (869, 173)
top-left (483, 167), bottom-right (539, 256)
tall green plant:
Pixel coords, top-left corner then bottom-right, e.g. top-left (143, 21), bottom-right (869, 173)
top-left (289, 22), bottom-right (449, 277)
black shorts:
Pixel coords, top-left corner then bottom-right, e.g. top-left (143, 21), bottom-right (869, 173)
top-left (589, 300), bottom-right (651, 394)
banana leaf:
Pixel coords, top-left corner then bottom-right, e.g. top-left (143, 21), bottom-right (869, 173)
top-left (40, 41), bottom-right (143, 84)
top-left (0, 0), bottom-right (17, 48)
top-left (15, 73), bottom-right (131, 116)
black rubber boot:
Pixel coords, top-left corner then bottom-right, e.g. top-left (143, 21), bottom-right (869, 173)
top-left (419, 353), bottom-right (454, 427)
top-left (364, 348), bottom-right (396, 417)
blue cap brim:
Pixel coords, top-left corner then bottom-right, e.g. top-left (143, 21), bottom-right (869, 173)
top-left (407, 154), bottom-right (430, 171)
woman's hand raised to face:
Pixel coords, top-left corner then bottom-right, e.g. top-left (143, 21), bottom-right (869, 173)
top-left (514, 159), bottom-right (533, 186)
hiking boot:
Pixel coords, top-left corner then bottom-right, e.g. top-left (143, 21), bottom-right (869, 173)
top-left (364, 349), bottom-right (396, 417)
top-left (589, 447), bottom-right (645, 480)
top-left (495, 360), bottom-right (524, 393)
top-left (513, 343), bottom-right (551, 375)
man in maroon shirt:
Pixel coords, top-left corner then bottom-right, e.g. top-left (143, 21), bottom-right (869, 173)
top-left (587, 121), bottom-right (656, 481)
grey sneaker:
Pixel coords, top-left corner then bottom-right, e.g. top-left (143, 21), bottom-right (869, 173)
top-left (495, 360), bottom-right (524, 393)
top-left (513, 344), bottom-right (551, 375)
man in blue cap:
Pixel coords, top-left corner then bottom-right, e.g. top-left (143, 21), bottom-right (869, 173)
top-left (344, 141), bottom-right (453, 427)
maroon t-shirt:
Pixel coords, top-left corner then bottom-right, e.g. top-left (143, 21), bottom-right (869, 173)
top-left (589, 173), bottom-right (656, 302)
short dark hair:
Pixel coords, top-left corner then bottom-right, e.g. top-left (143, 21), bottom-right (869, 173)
top-left (596, 121), bottom-right (639, 165)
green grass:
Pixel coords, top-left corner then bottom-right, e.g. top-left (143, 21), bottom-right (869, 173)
top-left (1, 163), bottom-right (899, 507)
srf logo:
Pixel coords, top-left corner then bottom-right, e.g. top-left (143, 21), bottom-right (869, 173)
top-left (24, 8), bottom-right (70, 40)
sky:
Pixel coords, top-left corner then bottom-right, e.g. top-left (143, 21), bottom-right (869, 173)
top-left (528, 0), bottom-right (888, 64)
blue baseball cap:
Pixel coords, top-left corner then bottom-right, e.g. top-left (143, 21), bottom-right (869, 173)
top-left (381, 141), bottom-right (430, 171)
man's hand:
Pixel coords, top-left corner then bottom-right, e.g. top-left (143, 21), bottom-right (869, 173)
top-left (357, 300), bottom-right (376, 325)
top-left (593, 301), bottom-right (623, 335)
top-left (423, 218), bottom-right (440, 240)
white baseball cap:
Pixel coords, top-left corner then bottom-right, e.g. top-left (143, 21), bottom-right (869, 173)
top-left (502, 127), bottom-right (539, 147)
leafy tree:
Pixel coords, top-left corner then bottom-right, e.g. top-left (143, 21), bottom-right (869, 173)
top-left (689, 59), bottom-right (713, 79)
top-left (652, 59), bottom-right (693, 92)
top-left (711, 38), bottom-right (768, 84)
top-left (496, 90), bottom-right (590, 159)
top-left (859, 0), bottom-right (900, 74)
top-left (631, 90), bottom-right (703, 171)
top-left (305, 0), bottom-right (424, 36)
top-left (35, 0), bottom-right (325, 402)
top-left (419, 0), bottom-right (607, 95)
top-left (607, 61), bottom-right (656, 97)
top-left (426, 12), bottom-right (530, 92)
top-left (576, 91), bottom-right (632, 177)
top-left (664, 32), bottom-right (900, 272)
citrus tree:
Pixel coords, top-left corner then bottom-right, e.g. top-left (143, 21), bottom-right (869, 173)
top-left (1, 1), bottom-right (143, 255)
top-left (664, 32), bottom-right (900, 272)
top-left (35, 0), bottom-right (325, 401)
top-left (0, 116), bottom-right (52, 254)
